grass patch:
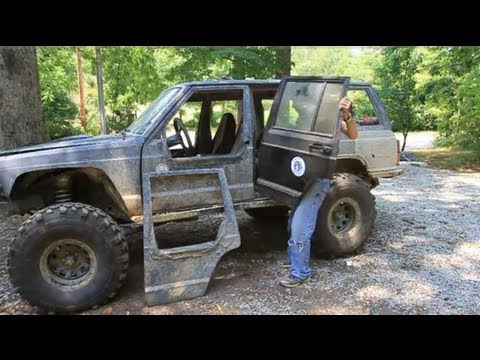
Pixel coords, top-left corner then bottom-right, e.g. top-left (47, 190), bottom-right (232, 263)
top-left (412, 147), bottom-right (480, 172)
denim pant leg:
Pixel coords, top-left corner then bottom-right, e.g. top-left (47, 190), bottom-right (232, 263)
top-left (288, 178), bottom-right (330, 279)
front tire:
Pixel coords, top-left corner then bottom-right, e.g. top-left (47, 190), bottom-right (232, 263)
top-left (312, 173), bottom-right (376, 258)
top-left (8, 202), bottom-right (129, 313)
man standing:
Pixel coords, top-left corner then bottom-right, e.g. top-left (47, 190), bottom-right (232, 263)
top-left (280, 97), bottom-right (358, 287)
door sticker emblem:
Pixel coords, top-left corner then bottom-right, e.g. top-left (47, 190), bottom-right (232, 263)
top-left (291, 156), bottom-right (306, 177)
top-left (155, 164), bottom-right (169, 174)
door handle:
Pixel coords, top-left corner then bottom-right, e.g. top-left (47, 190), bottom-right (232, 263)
top-left (309, 143), bottom-right (332, 154)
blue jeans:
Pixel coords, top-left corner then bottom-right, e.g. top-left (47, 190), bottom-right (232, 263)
top-left (287, 178), bottom-right (330, 280)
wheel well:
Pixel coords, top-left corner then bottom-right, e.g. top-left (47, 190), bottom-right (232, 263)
top-left (10, 168), bottom-right (131, 222)
top-left (334, 158), bottom-right (378, 188)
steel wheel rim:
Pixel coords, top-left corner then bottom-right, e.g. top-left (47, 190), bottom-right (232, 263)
top-left (327, 197), bottom-right (361, 235)
top-left (40, 239), bottom-right (97, 287)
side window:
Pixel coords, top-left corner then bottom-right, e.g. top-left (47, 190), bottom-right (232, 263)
top-left (346, 89), bottom-right (379, 126)
top-left (166, 89), bottom-right (244, 158)
top-left (166, 101), bottom-right (202, 151)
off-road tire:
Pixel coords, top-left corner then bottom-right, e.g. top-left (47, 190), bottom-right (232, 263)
top-left (8, 202), bottom-right (129, 313)
top-left (312, 173), bottom-right (376, 258)
top-left (244, 205), bottom-right (290, 219)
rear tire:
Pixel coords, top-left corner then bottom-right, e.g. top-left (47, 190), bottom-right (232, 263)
top-left (8, 202), bottom-right (129, 313)
top-left (312, 173), bottom-right (376, 258)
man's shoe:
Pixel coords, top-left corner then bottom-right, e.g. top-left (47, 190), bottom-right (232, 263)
top-left (280, 275), bottom-right (306, 288)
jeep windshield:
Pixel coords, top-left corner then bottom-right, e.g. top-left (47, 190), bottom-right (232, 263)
top-left (126, 87), bottom-right (182, 135)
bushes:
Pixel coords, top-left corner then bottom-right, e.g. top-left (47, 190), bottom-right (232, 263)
top-left (43, 90), bottom-right (82, 140)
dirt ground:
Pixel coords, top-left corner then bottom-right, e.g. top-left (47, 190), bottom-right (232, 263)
top-left (87, 212), bottom-right (297, 315)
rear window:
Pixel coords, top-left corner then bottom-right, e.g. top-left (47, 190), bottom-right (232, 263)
top-left (346, 89), bottom-right (380, 126)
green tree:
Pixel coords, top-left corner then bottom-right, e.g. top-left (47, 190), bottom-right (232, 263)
top-left (453, 67), bottom-right (480, 149)
top-left (168, 47), bottom-right (281, 82)
top-left (37, 47), bottom-right (80, 139)
top-left (292, 47), bottom-right (381, 83)
top-left (293, 47), bottom-right (350, 76)
top-left (374, 47), bottom-right (421, 151)
top-left (36, 47), bottom-right (291, 136)
top-left (275, 46), bottom-right (292, 78)
top-left (420, 46), bottom-right (480, 150)
top-left (93, 47), bottom-right (167, 131)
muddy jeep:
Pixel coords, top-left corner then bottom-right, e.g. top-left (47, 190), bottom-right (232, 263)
top-left (0, 77), bottom-right (402, 312)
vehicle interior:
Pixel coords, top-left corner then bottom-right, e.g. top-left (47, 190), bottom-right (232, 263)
top-left (166, 86), bottom-right (277, 158)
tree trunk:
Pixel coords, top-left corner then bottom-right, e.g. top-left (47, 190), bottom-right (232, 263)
top-left (76, 47), bottom-right (86, 129)
top-left (402, 131), bottom-right (408, 152)
top-left (0, 47), bottom-right (45, 150)
top-left (275, 46), bottom-right (291, 79)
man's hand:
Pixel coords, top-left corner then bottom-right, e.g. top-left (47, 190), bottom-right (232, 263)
top-left (339, 97), bottom-right (352, 121)
top-left (339, 97), bottom-right (358, 139)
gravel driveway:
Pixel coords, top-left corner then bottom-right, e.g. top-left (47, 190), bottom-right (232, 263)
top-left (1, 163), bottom-right (479, 315)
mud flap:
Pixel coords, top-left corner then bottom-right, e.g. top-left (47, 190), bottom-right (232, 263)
top-left (142, 168), bottom-right (240, 306)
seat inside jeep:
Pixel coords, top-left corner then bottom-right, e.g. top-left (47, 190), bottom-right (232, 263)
top-left (166, 86), bottom-right (276, 159)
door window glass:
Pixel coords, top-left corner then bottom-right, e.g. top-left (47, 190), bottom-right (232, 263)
top-left (314, 83), bottom-right (344, 134)
top-left (275, 82), bottom-right (325, 131)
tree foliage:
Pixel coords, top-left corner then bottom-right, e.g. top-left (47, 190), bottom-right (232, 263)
top-left (167, 47), bottom-right (282, 82)
top-left (37, 47), bottom-right (80, 139)
top-left (292, 47), bottom-right (380, 83)
top-left (96, 47), bottom-right (167, 131)
top-left (34, 46), bottom-right (480, 152)
top-left (420, 47), bottom-right (480, 150)
top-left (374, 47), bottom-right (421, 150)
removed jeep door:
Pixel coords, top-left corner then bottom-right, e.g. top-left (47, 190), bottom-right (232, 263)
top-left (256, 77), bottom-right (350, 206)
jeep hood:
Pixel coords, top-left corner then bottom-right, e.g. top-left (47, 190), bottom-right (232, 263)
top-left (0, 134), bottom-right (120, 156)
